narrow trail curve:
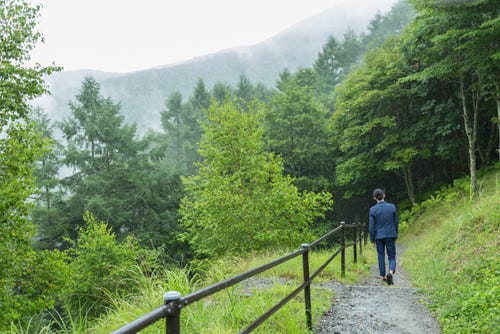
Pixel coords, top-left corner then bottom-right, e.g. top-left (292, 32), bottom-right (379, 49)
top-left (313, 244), bottom-right (441, 334)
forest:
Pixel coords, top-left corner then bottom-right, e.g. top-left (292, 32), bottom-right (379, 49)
top-left (1, 0), bottom-right (498, 332)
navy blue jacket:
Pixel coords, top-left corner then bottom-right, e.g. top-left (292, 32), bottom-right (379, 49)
top-left (369, 201), bottom-right (398, 242)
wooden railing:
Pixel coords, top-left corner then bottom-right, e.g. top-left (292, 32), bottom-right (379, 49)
top-left (112, 221), bottom-right (367, 334)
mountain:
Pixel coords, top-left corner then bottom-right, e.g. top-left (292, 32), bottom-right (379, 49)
top-left (36, 1), bottom-right (397, 133)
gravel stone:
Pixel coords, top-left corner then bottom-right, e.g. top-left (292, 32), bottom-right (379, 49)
top-left (313, 244), bottom-right (441, 334)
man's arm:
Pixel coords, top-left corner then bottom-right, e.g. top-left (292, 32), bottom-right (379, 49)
top-left (369, 209), bottom-right (376, 243)
top-left (394, 205), bottom-right (399, 237)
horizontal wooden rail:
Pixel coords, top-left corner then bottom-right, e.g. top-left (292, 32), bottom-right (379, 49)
top-left (112, 221), bottom-right (366, 334)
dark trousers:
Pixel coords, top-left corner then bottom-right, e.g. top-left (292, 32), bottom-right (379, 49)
top-left (376, 238), bottom-right (396, 277)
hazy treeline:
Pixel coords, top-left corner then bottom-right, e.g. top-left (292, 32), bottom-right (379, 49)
top-left (32, 0), bottom-right (418, 254)
top-left (1, 0), bottom-right (498, 331)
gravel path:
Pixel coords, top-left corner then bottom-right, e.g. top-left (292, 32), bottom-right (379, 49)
top-left (313, 244), bottom-right (441, 334)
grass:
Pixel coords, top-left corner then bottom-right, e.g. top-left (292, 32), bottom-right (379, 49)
top-left (90, 240), bottom-right (375, 334)
top-left (401, 164), bottom-right (500, 334)
top-left (6, 218), bottom-right (374, 333)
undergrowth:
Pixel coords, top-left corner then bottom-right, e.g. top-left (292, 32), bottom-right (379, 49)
top-left (96, 246), bottom-right (373, 333)
top-left (9, 239), bottom-right (374, 333)
top-left (401, 164), bottom-right (500, 334)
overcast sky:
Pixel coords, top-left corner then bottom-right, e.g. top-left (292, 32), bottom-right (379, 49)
top-left (31, 0), bottom-right (397, 73)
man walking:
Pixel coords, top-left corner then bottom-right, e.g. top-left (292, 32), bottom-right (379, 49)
top-left (369, 188), bottom-right (398, 285)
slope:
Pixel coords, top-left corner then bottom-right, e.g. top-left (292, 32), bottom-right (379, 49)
top-left (401, 165), bottom-right (499, 333)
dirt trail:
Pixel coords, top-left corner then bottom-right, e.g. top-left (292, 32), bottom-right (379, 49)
top-left (313, 244), bottom-right (441, 334)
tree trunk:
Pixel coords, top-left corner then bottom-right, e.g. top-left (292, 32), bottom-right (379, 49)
top-left (43, 159), bottom-right (52, 232)
top-left (479, 122), bottom-right (496, 167)
top-left (403, 165), bottom-right (416, 206)
top-left (44, 186), bottom-right (51, 223)
top-left (497, 97), bottom-right (500, 162)
top-left (459, 74), bottom-right (478, 196)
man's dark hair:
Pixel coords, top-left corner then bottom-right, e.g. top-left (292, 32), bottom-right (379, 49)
top-left (373, 188), bottom-right (385, 200)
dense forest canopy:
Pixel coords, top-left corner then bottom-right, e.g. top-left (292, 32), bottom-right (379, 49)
top-left (1, 0), bottom-right (498, 331)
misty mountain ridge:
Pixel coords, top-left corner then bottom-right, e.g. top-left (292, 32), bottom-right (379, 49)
top-left (37, 1), bottom-right (396, 133)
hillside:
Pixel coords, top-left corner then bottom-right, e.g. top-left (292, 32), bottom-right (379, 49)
top-left (401, 165), bottom-right (500, 333)
top-left (36, 1), bottom-right (396, 133)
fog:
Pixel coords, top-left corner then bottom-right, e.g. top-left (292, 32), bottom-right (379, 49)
top-left (32, 0), bottom-right (397, 73)
top-left (31, 0), bottom-right (400, 135)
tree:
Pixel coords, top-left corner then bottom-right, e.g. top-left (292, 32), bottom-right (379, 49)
top-left (332, 32), bottom-right (470, 206)
top-left (313, 36), bottom-right (343, 92)
top-left (0, 0), bottom-right (66, 327)
top-left (331, 56), bottom-right (397, 200)
top-left (404, 0), bottom-right (499, 194)
top-left (458, 3), bottom-right (500, 163)
top-left (184, 79), bottom-right (210, 173)
top-left (361, 0), bottom-right (415, 50)
top-left (180, 100), bottom-right (332, 258)
top-left (31, 108), bottom-right (66, 249)
top-left (159, 79), bottom-right (208, 176)
top-left (313, 30), bottom-right (363, 94)
top-left (61, 76), bottom-right (139, 176)
top-left (211, 81), bottom-right (233, 104)
top-left (65, 211), bottom-right (142, 317)
top-left (59, 77), bottom-right (155, 242)
top-left (235, 74), bottom-right (255, 102)
top-left (276, 68), bottom-right (292, 92)
top-left (160, 91), bottom-right (185, 170)
top-left (264, 69), bottom-right (332, 192)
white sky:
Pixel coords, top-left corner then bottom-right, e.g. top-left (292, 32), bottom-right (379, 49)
top-left (31, 0), bottom-right (397, 73)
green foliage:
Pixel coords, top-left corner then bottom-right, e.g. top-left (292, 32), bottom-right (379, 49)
top-left (64, 211), bottom-right (142, 317)
top-left (94, 243), bottom-right (372, 334)
top-left (403, 0), bottom-right (499, 194)
top-left (402, 166), bottom-right (500, 333)
top-left (180, 100), bottom-right (333, 257)
top-left (0, 248), bottom-right (69, 331)
top-left (88, 267), bottom-right (194, 333)
top-left (0, 0), bottom-right (64, 329)
top-left (332, 37), bottom-right (419, 200)
top-left (56, 76), bottom-right (179, 248)
top-left (264, 68), bottom-right (333, 192)
top-left (60, 76), bottom-right (140, 176)
top-left (362, 0), bottom-right (415, 50)
top-left (30, 108), bottom-right (67, 249)
top-left (313, 30), bottom-right (363, 94)
top-left (211, 82), bottom-right (233, 104)
top-left (158, 80), bottom-right (208, 175)
top-left (0, 1), bottom-right (58, 123)
top-left (441, 268), bottom-right (499, 334)
top-left (235, 74), bottom-right (256, 102)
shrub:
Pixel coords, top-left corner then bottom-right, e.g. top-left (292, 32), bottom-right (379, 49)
top-left (64, 211), bottom-right (142, 317)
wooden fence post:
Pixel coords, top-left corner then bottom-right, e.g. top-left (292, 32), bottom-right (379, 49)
top-left (358, 222), bottom-right (363, 256)
top-left (353, 223), bottom-right (358, 264)
top-left (340, 221), bottom-right (346, 278)
top-left (301, 244), bottom-right (312, 330)
top-left (164, 291), bottom-right (181, 334)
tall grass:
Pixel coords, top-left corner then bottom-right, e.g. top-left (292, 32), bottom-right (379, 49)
top-left (401, 165), bottom-right (500, 334)
top-left (93, 244), bottom-right (374, 333)
top-left (8, 226), bottom-right (374, 333)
